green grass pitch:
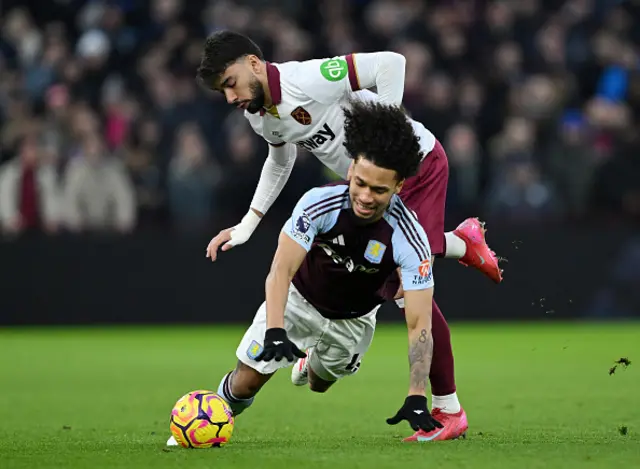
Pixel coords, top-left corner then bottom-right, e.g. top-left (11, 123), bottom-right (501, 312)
top-left (1, 322), bottom-right (638, 469)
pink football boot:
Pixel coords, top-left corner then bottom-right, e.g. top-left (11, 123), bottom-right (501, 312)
top-left (453, 218), bottom-right (503, 283)
top-left (403, 408), bottom-right (468, 442)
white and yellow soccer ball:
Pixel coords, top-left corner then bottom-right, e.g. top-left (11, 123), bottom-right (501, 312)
top-left (169, 390), bottom-right (235, 448)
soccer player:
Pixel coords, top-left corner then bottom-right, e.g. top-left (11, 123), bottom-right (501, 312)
top-left (168, 100), bottom-right (445, 446)
top-left (198, 31), bottom-right (497, 440)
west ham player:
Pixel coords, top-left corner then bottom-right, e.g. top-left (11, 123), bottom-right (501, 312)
top-left (199, 31), bottom-right (495, 440)
top-left (168, 101), bottom-right (446, 446)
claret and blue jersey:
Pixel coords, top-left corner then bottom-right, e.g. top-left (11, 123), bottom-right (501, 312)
top-left (283, 183), bottom-right (434, 320)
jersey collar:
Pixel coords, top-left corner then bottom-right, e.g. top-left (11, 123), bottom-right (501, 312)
top-left (260, 62), bottom-right (282, 116)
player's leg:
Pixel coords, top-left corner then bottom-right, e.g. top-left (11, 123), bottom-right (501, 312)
top-left (292, 307), bottom-right (376, 390)
top-left (402, 140), bottom-right (502, 283)
top-left (213, 301), bottom-right (280, 417)
top-left (451, 217), bottom-right (503, 283)
top-left (405, 299), bottom-right (468, 441)
top-left (292, 347), bottom-right (341, 392)
top-left (224, 285), bottom-right (322, 413)
top-left (216, 361), bottom-right (272, 416)
top-left (307, 350), bottom-right (336, 393)
top-left (379, 272), bottom-right (463, 413)
top-left (168, 293), bottom-right (313, 446)
top-left (428, 301), bottom-right (457, 406)
top-left (168, 324), bottom-right (276, 445)
top-left (308, 307), bottom-right (377, 391)
top-left (399, 141), bottom-right (460, 416)
top-left (397, 142), bottom-right (468, 440)
top-left (291, 349), bottom-right (345, 392)
top-left (168, 304), bottom-right (281, 446)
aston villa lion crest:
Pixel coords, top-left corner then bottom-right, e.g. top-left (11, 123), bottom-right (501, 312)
top-left (291, 106), bottom-right (312, 125)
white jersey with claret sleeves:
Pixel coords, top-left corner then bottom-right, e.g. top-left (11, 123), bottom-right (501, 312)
top-left (244, 54), bottom-right (437, 179)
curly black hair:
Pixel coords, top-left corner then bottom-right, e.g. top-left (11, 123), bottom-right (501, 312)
top-left (343, 100), bottom-right (423, 181)
top-left (197, 31), bottom-right (264, 89)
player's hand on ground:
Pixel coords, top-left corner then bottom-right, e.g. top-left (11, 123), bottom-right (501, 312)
top-left (255, 328), bottom-right (306, 362)
top-left (205, 228), bottom-right (235, 261)
top-left (386, 395), bottom-right (444, 432)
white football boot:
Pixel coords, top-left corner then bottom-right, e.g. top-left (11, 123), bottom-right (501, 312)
top-left (166, 435), bottom-right (178, 446)
top-left (291, 349), bottom-right (311, 386)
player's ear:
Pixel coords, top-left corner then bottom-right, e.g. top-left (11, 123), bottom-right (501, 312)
top-left (347, 161), bottom-right (354, 180)
top-left (395, 179), bottom-right (404, 194)
top-left (248, 55), bottom-right (262, 74)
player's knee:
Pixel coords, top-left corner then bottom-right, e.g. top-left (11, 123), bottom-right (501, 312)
top-left (308, 366), bottom-right (335, 393)
top-left (308, 380), bottom-right (332, 393)
top-left (237, 380), bottom-right (262, 397)
top-left (309, 386), bottom-right (329, 394)
top-left (231, 361), bottom-right (271, 398)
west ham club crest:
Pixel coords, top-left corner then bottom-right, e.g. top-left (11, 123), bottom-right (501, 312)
top-left (291, 106), bottom-right (312, 125)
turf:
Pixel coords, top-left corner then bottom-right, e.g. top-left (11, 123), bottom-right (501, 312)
top-left (0, 322), bottom-right (638, 469)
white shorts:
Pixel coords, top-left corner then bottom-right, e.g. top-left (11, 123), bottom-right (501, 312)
top-left (236, 284), bottom-right (378, 381)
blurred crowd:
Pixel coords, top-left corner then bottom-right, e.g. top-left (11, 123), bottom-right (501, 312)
top-left (1, 0), bottom-right (640, 237)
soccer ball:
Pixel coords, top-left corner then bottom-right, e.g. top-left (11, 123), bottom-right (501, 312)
top-left (169, 390), bottom-right (235, 448)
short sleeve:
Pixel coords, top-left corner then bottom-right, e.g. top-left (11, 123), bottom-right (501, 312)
top-left (292, 55), bottom-right (360, 104)
top-left (392, 210), bottom-right (434, 291)
top-left (282, 187), bottom-right (345, 251)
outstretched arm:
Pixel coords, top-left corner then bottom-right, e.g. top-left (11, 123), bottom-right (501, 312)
top-left (253, 232), bottom-right (308, 363)
top-left (295, 51), bottom-right (406, 106)
top-left (264, 232), bottom-right (307, 329)
top-left (262, 187), bottom-right (328, 332)
top-left (205, 142), bottom-right (297, 261)
top-left (385, 286), bottom-right (441, 432)
top-left (249, 142), bottom-right (297, 217)
top-left (386, 215), bottom-right (442, 432)
top-left (350, 52), bottom-right (406, 105)
top-left (254, 186), bottom-right (333, 364)
top-left (403, 288), bottom-right (434, 397)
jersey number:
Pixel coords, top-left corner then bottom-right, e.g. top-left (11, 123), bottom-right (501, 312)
top-left (345, 353), bottom-right (361, 373)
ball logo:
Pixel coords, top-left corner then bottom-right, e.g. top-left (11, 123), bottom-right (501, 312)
top-left (418, 259), bottom-right (431, 277)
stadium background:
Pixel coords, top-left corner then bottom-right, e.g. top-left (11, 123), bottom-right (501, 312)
top-left (1, 0), bottom-right (639, 325)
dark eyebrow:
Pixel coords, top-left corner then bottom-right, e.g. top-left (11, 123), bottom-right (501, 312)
top-left (355, 176), bottom-right (390, 192)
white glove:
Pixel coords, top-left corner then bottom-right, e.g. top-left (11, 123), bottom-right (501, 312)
top-left (228, 210), bottom-right (262, 247)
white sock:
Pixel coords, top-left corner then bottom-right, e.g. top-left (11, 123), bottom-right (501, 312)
top-left (444, 232), bottom-right (466, 259)
top-left (217, 371), bottom-right (254, 415)
top-left (432, 392), bottom-right (461, 414)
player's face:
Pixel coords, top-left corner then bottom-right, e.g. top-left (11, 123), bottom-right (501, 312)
top-left (348, 158), bottom-right (404, 222)
top-left (217, 57), bottom-right (266, 114)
